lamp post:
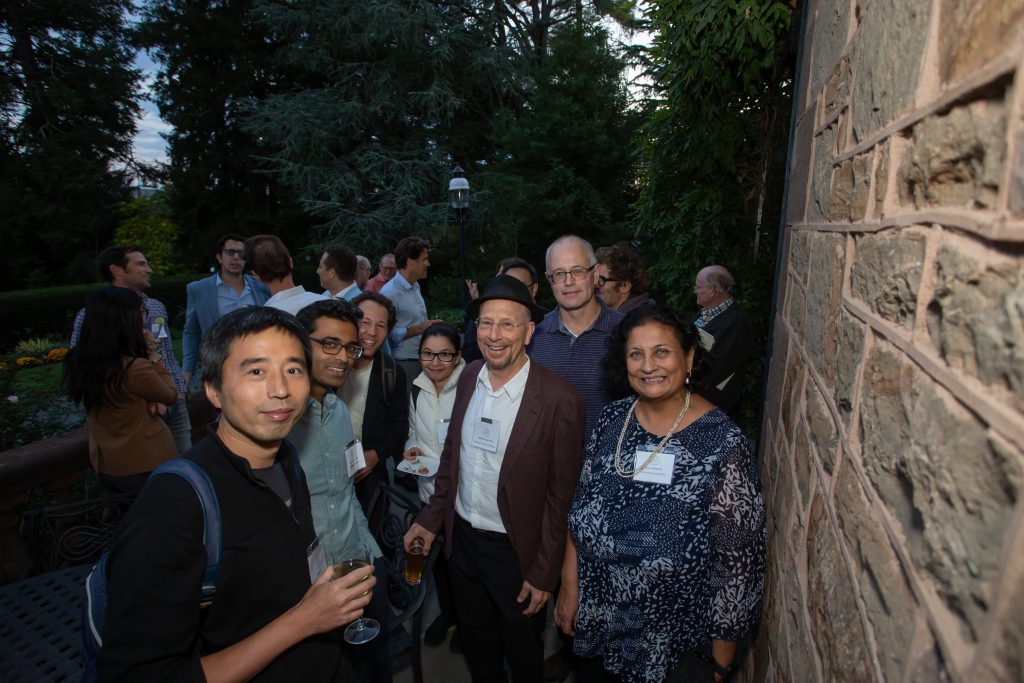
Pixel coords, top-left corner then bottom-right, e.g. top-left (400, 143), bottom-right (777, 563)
top-left (448, 165), bottom-right (470, 305)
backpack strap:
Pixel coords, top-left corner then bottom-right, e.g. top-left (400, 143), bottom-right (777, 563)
top-left (411, 384), bottom-right (422, 413)
top-left (381, 354), bottom-right (396, 397)
top-left (151, 459), bottom-right (221, 601)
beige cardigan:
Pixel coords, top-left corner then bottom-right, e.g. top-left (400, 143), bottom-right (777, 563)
top-left (88, 357), bottom-right (178, 476)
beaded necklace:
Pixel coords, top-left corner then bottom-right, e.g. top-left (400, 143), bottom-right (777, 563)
top-left (613, 391), bottom-right (691, 478)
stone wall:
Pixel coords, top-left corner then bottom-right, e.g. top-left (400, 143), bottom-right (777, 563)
top-left (753, 0), bottom-right (1024, 681)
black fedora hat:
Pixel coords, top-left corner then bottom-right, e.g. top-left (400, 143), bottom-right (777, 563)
top-left (466, 274), bottom-right (546, 324)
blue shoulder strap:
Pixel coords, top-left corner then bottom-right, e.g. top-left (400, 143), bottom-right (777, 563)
top-left (151, 459), bottom-right (221, 600)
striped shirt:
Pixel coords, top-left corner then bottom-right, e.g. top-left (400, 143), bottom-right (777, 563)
top-left (527, 302), bottom-right (622, 441)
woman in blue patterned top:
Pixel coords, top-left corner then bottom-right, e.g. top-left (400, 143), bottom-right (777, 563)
top-left (555, 305), bottom-right (765, 682)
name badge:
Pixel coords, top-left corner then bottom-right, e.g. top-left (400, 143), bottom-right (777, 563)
top-left (345, 439), bottom-right (366, 478)
top-left (632, 446), bottom-right (675, 485)
top-left (436, 419), bottom-right (450, 448)
top-left (471, 417), bottom-right (500, 452)
top-left (307, 536), bottom-right (327, 583)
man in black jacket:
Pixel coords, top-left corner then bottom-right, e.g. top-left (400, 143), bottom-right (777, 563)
top-left (693, 265), bottom-right (756, 416)
top-left (343, 291), bottom-right (409, 513)
top-left (97, 307), bottom-right (374, 683)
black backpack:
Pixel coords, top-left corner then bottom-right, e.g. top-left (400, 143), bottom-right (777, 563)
top-left (80, 459), bottom-right (222, 683)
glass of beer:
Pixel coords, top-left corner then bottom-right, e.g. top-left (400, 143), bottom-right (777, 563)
top-left (335, 544), bottom-right (379, 645)
top-left (405, 537), bottom-right (425, 585)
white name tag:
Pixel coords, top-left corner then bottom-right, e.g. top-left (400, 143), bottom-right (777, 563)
top-left (471, 417), bottom-right (500, 452)
top-left (307, 536), bottom-right (326, 583)
top-left (632, 446), bottom-right (675, 485)
top-left (437, 419), bottom-right (450, 448)
top-left (345, 439), bottom-right (366, 478)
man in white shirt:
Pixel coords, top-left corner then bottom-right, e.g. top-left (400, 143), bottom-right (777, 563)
top-left (404, 275), bottom-right (586, 683)
top-left (246, 235), bottom-right (325, 316)
top-left (316, 245), bottom-right (362, 301)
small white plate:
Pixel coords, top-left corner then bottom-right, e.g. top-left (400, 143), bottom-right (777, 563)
top-left (397, 457), bottom-right (438, 478)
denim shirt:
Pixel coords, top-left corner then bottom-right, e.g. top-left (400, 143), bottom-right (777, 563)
top-left (380, 272), bottom-right (428, 360)
top-left (289, 392), bottom-right (381, 564)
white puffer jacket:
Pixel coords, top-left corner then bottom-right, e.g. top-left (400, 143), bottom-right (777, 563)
top-left (405, 359), bottom-right (466, 503)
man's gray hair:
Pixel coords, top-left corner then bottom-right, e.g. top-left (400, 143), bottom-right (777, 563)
top-left (545, 235), bottom-right (597, 270)
top-left (704, 266), bottom-right (735, 294)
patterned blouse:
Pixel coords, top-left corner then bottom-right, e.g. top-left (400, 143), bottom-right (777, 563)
top-left (568, 398), bottom-right (766, 682)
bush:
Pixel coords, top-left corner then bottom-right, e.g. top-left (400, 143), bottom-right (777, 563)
top-left (0, 274), bottom-right (204, 352)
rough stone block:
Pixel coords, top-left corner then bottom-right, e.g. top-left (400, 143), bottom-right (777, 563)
top-left (810, 0), bottom-right (852, 97)
top-left (805, 382), bottom-right (838, 474)
top-left (810, 125), bottom-right (838, 222)
top-left (792, 425), bottom-right (813, 513)
top-left (790, 230), bottom-right (810, 285)
top-left (926, 246), bottom-right (1024, 409)
top-left (781, 345), bottom-right (804, 443)
top-left (859, 341), bottom-right (1024, 639)
top-left (788, 113), bottom-right (815, 224)
top-left (806, 495), bottom-right (874, 681)
top-left (834, 310), bottom-right (866, 422)
top-left (850, 0), bottom-right (931, 139)
top-left (939, 0), bottom-right (1024, 84)
top-left (898, 97), bottom-right (1007, 210)
top-left (804, 233), bottom-right (845, 383)
top-left (828, 152), bottom-right (873, 222)
top-left (823, 56), bottom-right (851, 121)
top-left (874, 140), bottom-right (890, 217)
top-left (1010, 132), bottom-right (1024, 218)
top-left (764, 323), bottom-right (789, 429)
top-left (786, 279), bottom-right (806, 340)
top-left (834, 464), bottom-right (917, 682)
top-left (907, 626), bottom-right (954, 683)
top-left (850, 231), bottom-right (925, 329)
top-left (975, 574), bottom-right (1024, 682)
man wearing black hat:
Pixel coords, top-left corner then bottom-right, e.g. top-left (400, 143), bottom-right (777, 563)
top-left (404, 275), bottom-right (586, 683)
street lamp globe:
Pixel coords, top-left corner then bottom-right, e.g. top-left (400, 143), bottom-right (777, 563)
top-left (449, 165), bottom-right (470, 209)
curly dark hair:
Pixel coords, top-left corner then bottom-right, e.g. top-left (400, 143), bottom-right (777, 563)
top-left (351, 291), bottom-right (397, 331)
top-left (596, 242), bottom-right (651, 294)
top-left (603, 305), bottom-right (712, 400)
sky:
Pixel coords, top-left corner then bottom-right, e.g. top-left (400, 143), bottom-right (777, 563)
top-left (132, 50), bottom-right (170, 167)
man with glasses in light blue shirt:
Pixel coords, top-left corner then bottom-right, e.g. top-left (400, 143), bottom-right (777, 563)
top-left (182, 234), bottom-right (270, 388)
top-left (290, 299), bottom-right (391, 683)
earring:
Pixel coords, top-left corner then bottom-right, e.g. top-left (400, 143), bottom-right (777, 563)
top-left (684, 373), bottom-right (691, 386)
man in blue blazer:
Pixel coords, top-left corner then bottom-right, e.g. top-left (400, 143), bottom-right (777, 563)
top-left (182, 234), bottom-right (270, 386)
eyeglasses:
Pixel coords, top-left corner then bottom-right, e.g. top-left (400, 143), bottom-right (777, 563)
top-left (419, 350), bottom-right (457, 362)
top-left (476, 319), bottom-right (529, 333)
top-left (222, 248), bottom-right (245, 258)
top-left (545, 265), bottom-right (595, 284)
top-left (310, 337), bottom-right (364, 358)
top-left (597, 275), bottom-right (620, 287)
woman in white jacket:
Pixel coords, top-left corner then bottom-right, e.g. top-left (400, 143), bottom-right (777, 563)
top-left (402, 322), bottom-right (465, 647)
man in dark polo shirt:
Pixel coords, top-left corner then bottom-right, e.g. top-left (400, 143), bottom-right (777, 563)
top-left (98, 307), bottom-right (374, 683)
top-left (528, 234), bottom-right (623, 441)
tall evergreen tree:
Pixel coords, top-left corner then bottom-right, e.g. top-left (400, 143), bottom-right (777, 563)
top-left (0, 0), bottom-right (140, 290)
top-left (135, 0), bottom-right (307, 269)
top-left (476, 22), bottom-right (641, 276)
top-left (243, 0), bottom-right (520, 256)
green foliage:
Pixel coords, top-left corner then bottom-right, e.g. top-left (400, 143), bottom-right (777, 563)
top-left (13, 338), bottom-right (56, 356)
top-left (0, 274), bottom-right (201, 351)
top-left (243, 0), bottom-right (521, 258)
top-left (0, 359), bottom-right (84, 450)
top-left (134, 0), bottom-right (310, 270)
top-left (114, 192), bottom-right (185, 276)
top-left (0, 0), bottom-right (142, 291)
top-left (636, 0), bottom-right (795, 438)
top-left (476, 22), bottom-right (642, 271)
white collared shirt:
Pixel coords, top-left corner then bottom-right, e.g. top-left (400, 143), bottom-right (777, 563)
top-left (455, 359), bottom-right (531, 533)
top-left (265, 285), bottom-right (325, 316)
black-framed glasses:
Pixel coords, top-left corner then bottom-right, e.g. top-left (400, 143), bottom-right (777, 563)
top-left (597, 275), bottom-right (620, 287)
top-left (222, 248), bottom-right (245, 258)
top-left (310, 337), bottom-right (364, 358)
top-left (419, 350), bottom-right (457, 362)
top-left (476, 319), bottom-right (529, 333)
top-left (545, 265), bottom-right (596, 284)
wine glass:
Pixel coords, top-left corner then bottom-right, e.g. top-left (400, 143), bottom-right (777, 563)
top-left (334, 544), bottom-right (379, 645)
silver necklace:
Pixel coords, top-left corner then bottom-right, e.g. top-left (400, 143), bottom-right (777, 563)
top-left (613, 391), bottom-right (691, 478)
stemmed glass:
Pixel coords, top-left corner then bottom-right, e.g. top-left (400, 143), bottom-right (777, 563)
top-left (334, 544), bottom-right (379, 645)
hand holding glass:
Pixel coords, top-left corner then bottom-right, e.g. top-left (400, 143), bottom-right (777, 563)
top-left (334, 545), bottom-right (379, 644)
top-left (405, 537), bottom-right (425, 585)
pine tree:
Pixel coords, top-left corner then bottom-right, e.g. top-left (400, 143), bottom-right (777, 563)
top-left (1, 0), bottom-right (141, 289)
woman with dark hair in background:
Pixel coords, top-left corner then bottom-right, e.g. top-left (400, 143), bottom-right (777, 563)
top-left (401, 322), bottom-right (466, 649)
top-left (63, 286), bottom-right (178, 494)
top-left (555, 305), bottom-right (765, 682)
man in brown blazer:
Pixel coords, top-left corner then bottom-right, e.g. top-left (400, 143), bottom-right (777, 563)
top-left (405, 275), bottom-right (586, 683)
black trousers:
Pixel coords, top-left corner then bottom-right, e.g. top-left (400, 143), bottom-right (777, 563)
top-left (448, 517), bottom-right (545, 683)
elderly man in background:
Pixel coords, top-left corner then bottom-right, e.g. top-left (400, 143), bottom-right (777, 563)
top-left (693, 265), bottom-right (755, 416)
top-left (364, 253), bottom-right (398, 293)
top-left (595, 242), bottom-right (656, 315)
top-left (356, 255), bottom-right (372, 290)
